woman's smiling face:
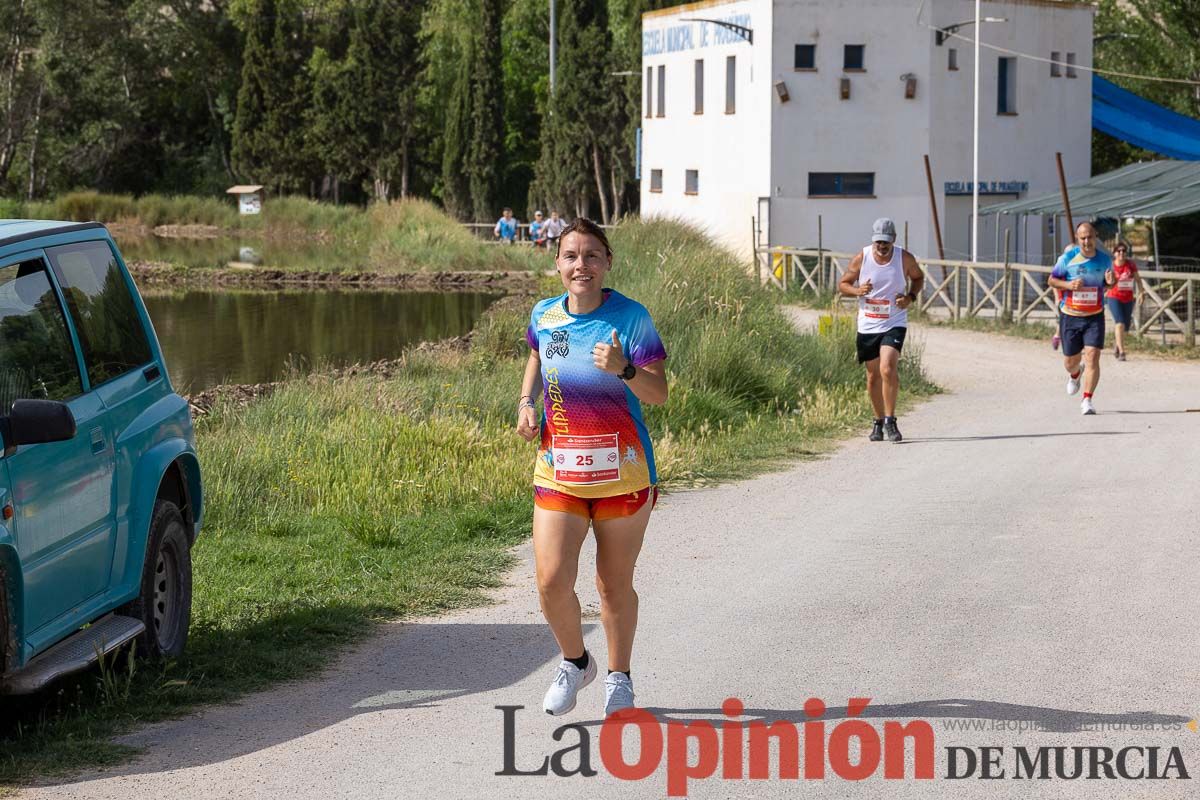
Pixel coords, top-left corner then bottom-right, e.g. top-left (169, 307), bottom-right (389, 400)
top-left (556, 231), bottom-right (612, 296)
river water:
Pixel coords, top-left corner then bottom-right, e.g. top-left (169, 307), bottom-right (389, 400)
top-left (141, 289), bottom-right (500, 393)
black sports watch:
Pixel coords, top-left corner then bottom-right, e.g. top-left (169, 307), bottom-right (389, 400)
top-left (619, 361), bottom-right (637, 381)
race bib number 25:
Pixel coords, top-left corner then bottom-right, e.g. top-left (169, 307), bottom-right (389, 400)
top-left (552, 433), bottom-right (620, 484)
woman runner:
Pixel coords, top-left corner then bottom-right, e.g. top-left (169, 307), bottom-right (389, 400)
top-left (517, 218), bottom-right (668, 718)
top-left (1105, 240), bottom-right (1142, 361)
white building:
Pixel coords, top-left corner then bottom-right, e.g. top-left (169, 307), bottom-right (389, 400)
top-left (640, 0), bottom-right (1094, 264)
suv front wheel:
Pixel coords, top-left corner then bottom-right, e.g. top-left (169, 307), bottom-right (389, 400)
top-left (122, 499), bottom-right (192, 659)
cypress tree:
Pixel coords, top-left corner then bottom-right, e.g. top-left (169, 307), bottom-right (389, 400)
top-left (531, 0), bottom-right (612, 220)
top-left (441, 45), bottom-right (474, 218)
top-left (231, 0), bottom-right (275, 183)
top-left (468, 0), bottom-right (503, 221)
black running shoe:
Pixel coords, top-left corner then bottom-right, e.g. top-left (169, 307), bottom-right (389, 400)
top-left (883, 417), bottom-right (903, 443)
top-left (868, 419), bottom-right (884, 441)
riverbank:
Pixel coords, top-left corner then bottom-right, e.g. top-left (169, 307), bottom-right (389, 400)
top-left (128, 260), bottom-right (539, 292)
top-left (0, 220), bottom-right (937, 789)
top-left (10, 193), bottom-right (546, 274)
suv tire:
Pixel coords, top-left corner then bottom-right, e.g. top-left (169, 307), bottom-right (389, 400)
top-left (122, 499), bottom-right (192, 659)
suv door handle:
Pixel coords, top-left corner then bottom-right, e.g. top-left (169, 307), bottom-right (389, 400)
top-left (90, 427), bottom-right (105, 454)
top-left (143, 365), bottom-right (161, 382)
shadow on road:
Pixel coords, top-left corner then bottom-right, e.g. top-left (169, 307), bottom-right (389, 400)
top-left (40, 621), bottom-right (577, 786)
top-left (570, 699), bottom-right (1191, 733)
top-left (902, 432), bottom-right (1137, 443)
top-left (1109, 409), bottom-right (1199, 415)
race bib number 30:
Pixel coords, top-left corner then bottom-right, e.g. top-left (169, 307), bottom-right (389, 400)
top-left (552, 434), bottom-right (620, 484)
top-left (863, 296), bottom-right (892, 319)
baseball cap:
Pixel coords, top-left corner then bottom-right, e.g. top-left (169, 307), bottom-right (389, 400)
top-left (534, 210), bottom-right (543, 217)
top-left (872, 218), bottom-right (897, 243)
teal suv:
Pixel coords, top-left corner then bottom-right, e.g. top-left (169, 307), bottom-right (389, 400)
top-left (0, 220), bottom-right (202, 694)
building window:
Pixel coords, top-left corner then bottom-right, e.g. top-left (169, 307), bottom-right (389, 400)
top-left (948, 48), bottom-right (958, 71)
top-left (794, 44), bottom-right (816, 70)
top-left (645, 66), bottom-right (653, 117)
top-left (656, 64), bottom-right (666, 116)
top-left (1050, 51), bottom-right (1061, 78)
top-left (807, 172), bottom-right (874, 197)
top-left (725, 55), bottom-right (736, 113)
top-left (1066, 52), bottom-right (1077, 78)
top-left (997, 56), bottom-right (1017, 114)
top-left (694, 59), bottom-right (704, 114)
top-left (844, 44), bottom-right (865, 71)
top-left (650, 169), bottom-right (663, 193)
top-left (685, 169), bottom-right (699, 195)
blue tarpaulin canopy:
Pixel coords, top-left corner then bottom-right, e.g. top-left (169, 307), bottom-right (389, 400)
top-left (1093, 75), bottom-right (1200, 161)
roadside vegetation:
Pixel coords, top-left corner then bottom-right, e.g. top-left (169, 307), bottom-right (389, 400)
top-left (912, 311), bottom-right (1200, 361)
top-left (0, 219), bottom-right (935, 789)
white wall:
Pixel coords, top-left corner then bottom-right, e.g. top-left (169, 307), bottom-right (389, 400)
top-left (768, 0), bottom-right (934, 254)
top-left (639, 0), bottom-right (774, 256)
top-left (640, 0), bottom-right (1095, 264)
top-left (928, 0), bottom-right (1094, 264)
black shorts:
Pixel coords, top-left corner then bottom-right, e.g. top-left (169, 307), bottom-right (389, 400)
top-left (856, 327), bottom-right (907, 363)
top-left (1059, 313), bottom-right (1104, 356)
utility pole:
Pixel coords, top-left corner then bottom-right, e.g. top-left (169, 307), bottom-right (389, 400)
top-left (549, 0), bottom-right (557, 95)
top-left (972, 0), bottom-right (980, 263)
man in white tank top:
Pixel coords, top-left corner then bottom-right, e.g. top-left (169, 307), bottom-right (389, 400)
top-left (837, 218), bottom-right (925, 442)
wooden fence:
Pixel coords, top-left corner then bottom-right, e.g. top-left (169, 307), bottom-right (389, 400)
top-left (756, 247), bottom-right (1198, 347)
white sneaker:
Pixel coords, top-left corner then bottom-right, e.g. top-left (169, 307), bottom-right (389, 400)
top-left (1081, 397), bottom-right (1096, 415)
top-left (1066, 372), bottom-right (1081, 396)
top-left (542, 653), bottom-right (596, 716)
top-left (604, 672), bottom-right (636, 718)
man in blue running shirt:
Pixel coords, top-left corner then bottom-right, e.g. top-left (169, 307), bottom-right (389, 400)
top-left (1049, 221), bottom-right (1114, 415)
top-left (494, 207), bottom-right (518, 244)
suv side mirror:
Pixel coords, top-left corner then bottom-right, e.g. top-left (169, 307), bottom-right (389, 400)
top-left (0, 399), bottom-right (77, 453)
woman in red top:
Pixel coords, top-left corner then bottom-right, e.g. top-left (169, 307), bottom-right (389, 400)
top-left (1105, 240), bottom-right (1142, 361)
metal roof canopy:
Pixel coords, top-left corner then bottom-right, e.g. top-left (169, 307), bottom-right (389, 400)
top-left (981, 161), bottom-right (1200, 220)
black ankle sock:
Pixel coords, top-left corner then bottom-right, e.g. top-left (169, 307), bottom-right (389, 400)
top-left (608, 669), bottom-right (630, 680)
top-left (566, 652), bottom-right (589, 670)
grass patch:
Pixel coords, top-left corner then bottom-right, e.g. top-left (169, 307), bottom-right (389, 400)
top-left (0, 219), bottom-right (936, 788)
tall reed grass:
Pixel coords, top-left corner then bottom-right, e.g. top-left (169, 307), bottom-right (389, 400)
top-left (366, 199), bottom-right (545, 272)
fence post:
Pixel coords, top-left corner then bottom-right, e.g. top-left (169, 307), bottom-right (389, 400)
top-left (751, 217), bottom-right (759, 283)
top-left (817, 215), bottom-right (824, 292)
top-left (1002, 229), bottom-right (1012, 323)
top-left (1188, 278), bottom-right (1196, 348)
top-left (954, 265), bottom-right (961, 320)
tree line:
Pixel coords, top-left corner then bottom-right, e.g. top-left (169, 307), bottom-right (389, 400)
top-left (0, 0), bottom-right (673, 222)
top-left (0, 1), bottom-right (1189, 222)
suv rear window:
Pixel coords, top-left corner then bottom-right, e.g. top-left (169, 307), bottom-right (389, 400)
top-left (46, 241), bottom-right (152, 388)
top-left (0, 259), bottom-right (83, 409)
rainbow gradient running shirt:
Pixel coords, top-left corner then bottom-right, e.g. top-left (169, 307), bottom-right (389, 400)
top-left (526, 289), bottom-right (667, 498)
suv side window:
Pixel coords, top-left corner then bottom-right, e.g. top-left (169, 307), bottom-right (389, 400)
top-left (0, 259), bottom-right (83, 409)
top-left (46, 241), bottom-right (152, 388)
